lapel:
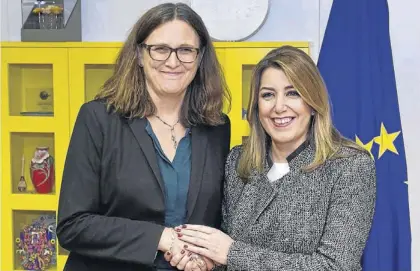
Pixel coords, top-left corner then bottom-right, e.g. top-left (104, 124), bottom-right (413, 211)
top-left (230, 142), bottom-right (315, 239)
top-left (128, 117), bottom-right (165, 196)
top-left (186, 124), bottom-right (208, 221)
top-left (230, 165), bottom-right (277, 239)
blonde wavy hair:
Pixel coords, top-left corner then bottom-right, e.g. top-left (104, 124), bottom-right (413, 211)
top-left (237, 45), bottom-right (362, 179)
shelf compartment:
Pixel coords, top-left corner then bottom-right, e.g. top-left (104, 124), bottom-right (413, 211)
top-left (13, 210), bottom-right (57, 270)
top-left (85, 64), bottom-right (114, 102)
top-left (10, 132), bottom-right (56, 195)
top-left (8, 64), bottom-right (54, 117)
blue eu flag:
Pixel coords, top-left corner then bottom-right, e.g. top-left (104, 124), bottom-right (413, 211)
top-left (317, 0), bottom-right (411, 270)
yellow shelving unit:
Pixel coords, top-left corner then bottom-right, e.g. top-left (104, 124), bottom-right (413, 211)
top-left (1, 41), bottom-right (309, 270)
top-left (1, 44), bottom-right (70, 271)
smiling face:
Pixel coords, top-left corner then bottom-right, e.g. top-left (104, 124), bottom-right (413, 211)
top-left (258, 67), bottom-right (312, 150)
top-left (140, 19), bottom-right (200, 98)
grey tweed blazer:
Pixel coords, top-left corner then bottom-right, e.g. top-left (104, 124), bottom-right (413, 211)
top-left (221, 143), bottom-right (376, 271)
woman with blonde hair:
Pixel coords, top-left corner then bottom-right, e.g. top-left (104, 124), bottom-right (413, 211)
top-left (169, 45), bottom-right (376, 270)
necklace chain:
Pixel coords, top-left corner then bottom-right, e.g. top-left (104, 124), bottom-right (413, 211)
top-left (155, 115), bottom-right (180, 149)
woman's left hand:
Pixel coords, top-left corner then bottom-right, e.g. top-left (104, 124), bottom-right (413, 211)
top-left (176, 224), bottom-right (234, 265)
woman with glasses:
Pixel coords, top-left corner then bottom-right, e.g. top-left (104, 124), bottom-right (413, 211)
top-left (57, 3), bottom-right (231, 271)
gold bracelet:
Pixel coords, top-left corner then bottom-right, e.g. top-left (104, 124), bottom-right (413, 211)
top-left (168, 228), bottom-right (176, 253)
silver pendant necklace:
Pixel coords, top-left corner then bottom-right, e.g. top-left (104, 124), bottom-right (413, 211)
top-left (155, 115), bottom-right (180, 149)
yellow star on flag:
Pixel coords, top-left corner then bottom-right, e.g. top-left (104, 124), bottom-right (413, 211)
top-left (374, 123), bottom-right (400, 158)
top-left (355, 135), bottom-right (374, 159)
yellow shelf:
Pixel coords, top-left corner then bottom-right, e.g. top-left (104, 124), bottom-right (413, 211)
top-left (10, 194), bottom-right (57, 210)
top-left (58, 255), bottom-right (68, 264)
top-left (3, 116), bottom-right (56, 132)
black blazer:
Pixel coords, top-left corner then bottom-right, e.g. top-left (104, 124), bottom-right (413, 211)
top-left (57, 100), bottom-right (231, 271)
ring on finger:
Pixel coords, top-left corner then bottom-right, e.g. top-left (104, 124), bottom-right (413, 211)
top-left (189, 254), bottom-right (199, 261)
top-left (196, 258), bottom-right (206, 268)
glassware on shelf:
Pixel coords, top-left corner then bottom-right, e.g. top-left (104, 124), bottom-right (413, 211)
top-left (21, 1), bottom-right (64, 30)
top-left (21, 0), bottom-right (78, 30)
top-left (18, 155), bottom-right (28, 192)
top-left (33, 3), bottom-right (64, 30)
top-left (30, 147), bottom-right (55, 194)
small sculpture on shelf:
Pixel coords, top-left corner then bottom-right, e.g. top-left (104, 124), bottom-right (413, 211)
top-left (18, 155), bottom-right (28, 192)
top-left (242, 108), bottom-right (248, 119)
top-left (39, 90), bottom-right (50, 101)
top-left (32, 4), bottom-right (64, 29)
top-left (20, 88), bottom-right (54, 116)
top-left (15, 214), bottom-right (57, 270)
top-left (30, 147), bottom-right (54, 194)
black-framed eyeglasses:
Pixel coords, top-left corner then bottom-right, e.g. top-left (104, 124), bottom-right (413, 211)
top-left (139, 43), bottom-right (200, 63)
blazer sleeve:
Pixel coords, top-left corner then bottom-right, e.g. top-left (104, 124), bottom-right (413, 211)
top-left (220, 146), bottom-right (244, 232)
top-left (226, 152), bottom-right (376, 271)
top-left (57, 103), bottom-right (164, 266)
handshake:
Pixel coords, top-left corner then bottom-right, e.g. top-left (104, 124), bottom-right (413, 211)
top-left (159, 224), bottom-right (233, 271)
top-left (161, 225), bottom-right (214, 271)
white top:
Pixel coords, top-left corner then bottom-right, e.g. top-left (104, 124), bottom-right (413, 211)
top-left (267, 162), bottom-right (290, 182)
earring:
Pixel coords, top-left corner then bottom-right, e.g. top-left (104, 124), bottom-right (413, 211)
top-left (311, 110), bottom-right (315, 116)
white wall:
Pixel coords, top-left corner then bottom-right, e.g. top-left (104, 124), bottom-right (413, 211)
top-left (387, 1), bottom-right (420, 269)
top-left (1, 0), bottom-right (419, 269)
top-left (81, 0), bottom-right (190, 42)
top-left (0, 0), bottom-right (20, 41)
top-left (247, 0), bottom-right (321, 61)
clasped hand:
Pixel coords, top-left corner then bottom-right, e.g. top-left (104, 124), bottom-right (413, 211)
top-left (165, 224), bottom-right (234, 270)
top-left (164, 234), bottom-right (211, 271)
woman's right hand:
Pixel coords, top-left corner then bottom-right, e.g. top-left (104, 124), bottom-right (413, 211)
top-left (164, 250), bottom-right (212, 271)
top-left (158, 227), bottom-right (177, 252)
top-left (158, 228), bottom-right (199, 269)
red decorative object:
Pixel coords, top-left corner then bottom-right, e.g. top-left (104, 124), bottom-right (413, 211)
top-left (30, 147), bottom-right (54, 194)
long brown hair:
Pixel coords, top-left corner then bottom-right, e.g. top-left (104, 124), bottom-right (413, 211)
top-left (95, 3), bottom-right (230, 126)
top-left (237, 46), bottom-right (363, 179)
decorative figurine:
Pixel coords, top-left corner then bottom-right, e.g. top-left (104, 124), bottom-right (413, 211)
top-left (242, 108), bottom-right (248, 119)
top-left (15, 215), bottom-right (57, 270)
top-left (30, 147), bottom-right (54, 194)
top-left (18, 155), bottom-right (27, 192)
